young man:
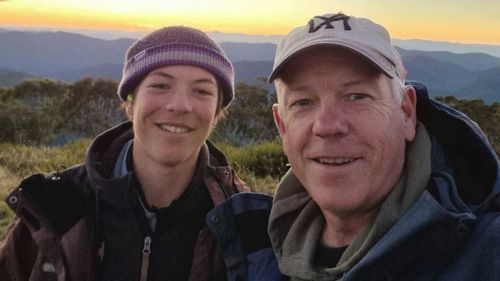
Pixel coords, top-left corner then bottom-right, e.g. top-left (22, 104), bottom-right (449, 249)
top-left (0, 26), bottom-right (282, 281)
top-left (268, 12), bottom-right (500, 280)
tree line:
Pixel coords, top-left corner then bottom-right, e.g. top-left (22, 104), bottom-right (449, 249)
top-left (0, 78), bottom-right (498, 157)
top-left (0, 78), bottom-right (277, 146)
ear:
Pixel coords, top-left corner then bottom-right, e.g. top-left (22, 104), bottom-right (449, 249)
top-left (400, 85), bottom-right (417, 142)
top-left (125, 101), bottom-right (134, 121)
top-left (272, 103), bottom-right (287, 146)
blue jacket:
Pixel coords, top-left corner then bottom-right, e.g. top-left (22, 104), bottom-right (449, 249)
top-left (208, 192), bottom-right (285, 281)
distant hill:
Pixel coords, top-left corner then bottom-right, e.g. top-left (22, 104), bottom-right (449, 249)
top-left (0, 31), bottom-right (132, 76)
top-left (404, 54), bottom-right (476, 92)
top-left (397, 48), bottom-right (500, 71)
top-left (402, 52), bottom-right (500, 102)
top-left (4, 26), bottom-right (500, 58)
top-left (0, 69), bottom-right (35, 87)
top-left (393, 39), bottom-right (500, 59)
top-left (50, 63), bottom-right (122, 82)
top-left (457, 67), bottom-right (500, 103)
top-left (233, 61), bottom-right (273, 84)
top-left (0, 30), bottom-right (498, 103)
top-left (220, 42), bottom-right (276, 62)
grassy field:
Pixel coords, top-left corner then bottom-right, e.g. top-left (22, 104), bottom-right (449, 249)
top-left (0, 139), bottom-right (90, 239)
top-left (0, 139), bottom-right (283, 241)
top-left (0, 165), bottom-right (19, 239)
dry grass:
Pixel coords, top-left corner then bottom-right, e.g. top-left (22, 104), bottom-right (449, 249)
top-left (236, 169), bottom-right (279, 195)
top-left (0, 139), bottom-right (283, 242)
top-left (0, 165), bottom-right (20, 240)
top-left (0, 140), bottom-right (90, 241)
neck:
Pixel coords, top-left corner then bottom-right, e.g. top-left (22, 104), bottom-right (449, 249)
top-left (320, 207), bottom-right (379, 247)
top-left (132, 147), bottom-right (199, 208)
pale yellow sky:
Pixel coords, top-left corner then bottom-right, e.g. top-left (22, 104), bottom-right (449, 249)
top-left (1, 0), bottom-right (500, 44)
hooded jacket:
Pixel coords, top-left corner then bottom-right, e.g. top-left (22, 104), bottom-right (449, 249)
top-left (0, 121), bottom-right (283, 281)
top-left (268, 81), bottom-right (500, 281)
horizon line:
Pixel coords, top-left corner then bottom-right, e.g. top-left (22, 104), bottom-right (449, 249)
top-left (2, 24), bottom-right (500, 47)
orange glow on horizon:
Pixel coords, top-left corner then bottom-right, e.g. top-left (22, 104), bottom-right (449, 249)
top-left (1, 0), bottom-right (499, 44)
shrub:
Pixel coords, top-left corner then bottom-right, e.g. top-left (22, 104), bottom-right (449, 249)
top-left (217, 139), bottom-right (288, 179)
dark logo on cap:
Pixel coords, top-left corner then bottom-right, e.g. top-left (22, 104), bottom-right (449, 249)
top-left (308, 13), bottom-right (351, 33)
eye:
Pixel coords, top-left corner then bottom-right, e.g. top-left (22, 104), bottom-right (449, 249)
top-left (346, 93), bottom-right (370, 101)
top-left (194, 88), bottom-right (215, 97)
top-left (290, 99), bottom-right (312, 107)
top-left (195, 89), bottom-right (209, 96)
top-left (149, 83), bottom-right (171, 90)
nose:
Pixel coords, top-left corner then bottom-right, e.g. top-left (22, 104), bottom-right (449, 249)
top-left (312, 103), bottom-right (349, 138)
top-left (164, 88), bottom-right (192, 113)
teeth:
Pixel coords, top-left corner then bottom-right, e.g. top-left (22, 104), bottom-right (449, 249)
top-left (159, 124), bottom-right (189, 134)
top-left (317, 158), bottom-right (354, 165)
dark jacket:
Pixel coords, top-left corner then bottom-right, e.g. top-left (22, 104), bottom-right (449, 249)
top-left (0, 121), bottom-right (283, 281)
top-left (268, 82), bottom-right (500, 281)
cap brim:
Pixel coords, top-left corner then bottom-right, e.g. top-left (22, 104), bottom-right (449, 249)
top-left (268, 42), bottom-right (394, 83)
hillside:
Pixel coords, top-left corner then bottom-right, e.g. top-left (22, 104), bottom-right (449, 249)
top-left (233, 61), bottom-right (274, 84)
top-left (50, 63), bottom-right (122, 82)
top-left (397, 48), bottom-right (500, 71)
top-left (457, 67), bottom-right (500, 103)
top-left (0, 31), bottom-right (132, 76)
top-left (403, 55), bottom-right (476, 93)
top-left (393, 39), bottom-right (500, 59)
top-left (0, 31), bottom-right (498, 102)
top-left (220, 42), bottom-right (276, 62)
top-left (0, 68), bottom-right (35, 87)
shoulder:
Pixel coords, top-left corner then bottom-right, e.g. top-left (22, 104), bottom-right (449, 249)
top-left (12, 164), bottom-right (90, 204)
top-left (5, 164), bottom-right (93, 236)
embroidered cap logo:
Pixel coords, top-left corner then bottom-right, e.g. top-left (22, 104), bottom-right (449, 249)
top-left (308, 14), bottom-right (352, 33)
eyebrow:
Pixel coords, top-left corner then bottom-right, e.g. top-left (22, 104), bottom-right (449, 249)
top-left (149, 70), bottom-right (217, 85)
top-left (193, 78), bottom-right (217, 85)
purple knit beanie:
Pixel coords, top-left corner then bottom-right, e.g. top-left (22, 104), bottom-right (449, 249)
top-left (117, 26), bottom-right (234, 107)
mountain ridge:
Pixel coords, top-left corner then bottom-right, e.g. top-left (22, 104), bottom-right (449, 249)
top-left (0, 30), bottom-right (498, 103)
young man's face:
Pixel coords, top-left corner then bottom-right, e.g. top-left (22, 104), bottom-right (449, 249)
top-left (273, 47), bottom-right (416, 218)
top-left (127, 65), bottom-right (219, 168)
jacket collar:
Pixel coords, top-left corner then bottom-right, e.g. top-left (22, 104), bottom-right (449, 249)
top-left (410, 81), bottom-right (499, 211)
top-left (85, 121), bottom-right (237, 208)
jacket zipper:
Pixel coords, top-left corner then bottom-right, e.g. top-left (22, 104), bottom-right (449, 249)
top-left (140, 236), bottom-right (152, 281)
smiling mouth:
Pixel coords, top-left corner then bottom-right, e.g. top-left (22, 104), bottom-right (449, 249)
top-left (157, 124), bottom-right (192, 134)
top-left (315, 157), bottom-right (356, 166)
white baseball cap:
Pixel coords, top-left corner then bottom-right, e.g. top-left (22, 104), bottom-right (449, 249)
top-left (268, 12), bottom-right (406, 82)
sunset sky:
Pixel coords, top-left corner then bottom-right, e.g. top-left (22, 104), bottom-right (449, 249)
top-left (1, 0), bottom-right (500, 45)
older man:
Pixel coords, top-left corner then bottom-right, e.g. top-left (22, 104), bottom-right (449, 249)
top-left (268, 12), bottom-right (500, 280)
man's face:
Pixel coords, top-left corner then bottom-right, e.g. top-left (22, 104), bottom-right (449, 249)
top-left (126, 65), bottom-right (219, 168)
top-left (273, 47), bottom-right (416, 217)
